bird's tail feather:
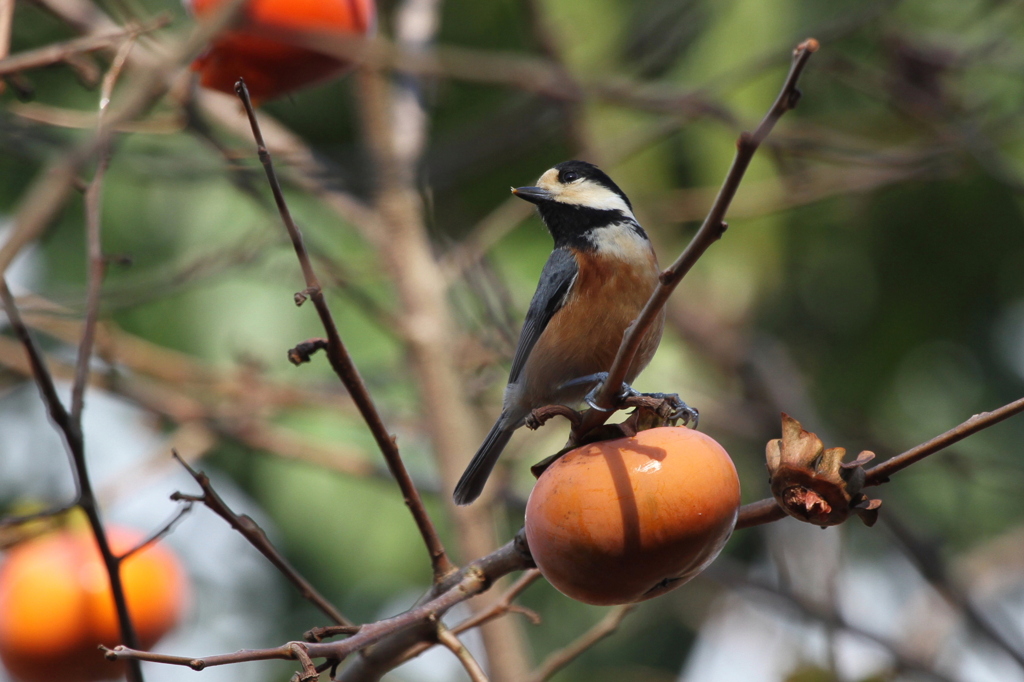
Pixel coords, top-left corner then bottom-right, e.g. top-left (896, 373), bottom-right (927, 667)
top-left (453, 417), bottom-right (514, 505)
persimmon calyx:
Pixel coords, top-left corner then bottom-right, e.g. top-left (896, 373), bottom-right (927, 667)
top-left (765, 413), bottom-right (881, 528)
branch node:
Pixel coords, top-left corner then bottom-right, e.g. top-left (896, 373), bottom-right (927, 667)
top-left (305, 624), bottom-right (362, 643)
top-left (786, 87), bottom-right (803, 110)
top-left (797, 37), bottom-right (820, 54)
top-left (294, 287), bottom-right (318, 306)
top-left (526, 404), bottom-right (582, 430)
top-left (288, 339), bottom-right (329, 365)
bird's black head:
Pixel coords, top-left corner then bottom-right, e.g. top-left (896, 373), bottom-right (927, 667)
top-left (512, 160), bottom-right (643, 248)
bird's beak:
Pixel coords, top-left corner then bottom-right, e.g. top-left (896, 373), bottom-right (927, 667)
top-left (511, 186), bottom-right (553, 204)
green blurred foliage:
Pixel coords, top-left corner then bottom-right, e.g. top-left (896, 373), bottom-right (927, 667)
top-left (3, 0), bottom-right (1024, 679)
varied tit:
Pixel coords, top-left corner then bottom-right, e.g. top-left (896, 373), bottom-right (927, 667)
top-left (454, 160), bottom-right (670, 505)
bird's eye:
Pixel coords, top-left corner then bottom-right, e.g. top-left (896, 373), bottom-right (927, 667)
top-left (561, 171), bottom-right (580, 183)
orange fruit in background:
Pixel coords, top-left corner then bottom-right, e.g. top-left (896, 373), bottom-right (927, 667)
top-left (525, 426), bottom-right (741, 605)
top-left (187, 0), bottom-right (377, 102)
top-left (0, 526), bottom-right (188, 682)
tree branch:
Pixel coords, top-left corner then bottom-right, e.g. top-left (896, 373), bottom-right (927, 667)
top-left (865, 396), bottom-right (1024, 485)
top-left (0, 279), bottom-right (144, 682)
top-left (104, 538), bottom-right (533, 673)
top-left (70, 31), bottom-right (135, 424)
top-left (169, 452), bottom-right (352, 627)
top-left (575, 38), bottom-right (819, 437)
top-left (734, 395), bottom-right (1024, 530)
top-left (436, 624), bottom-right (489, 682)
top-left (234, 79), bottom-right (454, 582)
top-left (527, 604), bottom-right (635, 682)
top-left (0, 20), bottom-right (165, 78)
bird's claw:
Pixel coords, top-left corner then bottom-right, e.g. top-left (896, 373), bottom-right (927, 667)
top-left (564, 373), bottom-right (699, 427)
top-left (642, 392), bottom-right (699, 427)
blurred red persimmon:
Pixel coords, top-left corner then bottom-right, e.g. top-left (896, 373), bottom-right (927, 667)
top-left (0, 526), bottom-right (188, 682)
top-left (188, 0), bottom-right (376, 102)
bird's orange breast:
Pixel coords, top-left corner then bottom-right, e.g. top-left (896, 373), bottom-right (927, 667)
top-left (522, 247), bottom-right (663, 407)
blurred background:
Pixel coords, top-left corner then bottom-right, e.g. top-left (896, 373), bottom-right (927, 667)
top-left (1, 0), bottom-right (1024, 680)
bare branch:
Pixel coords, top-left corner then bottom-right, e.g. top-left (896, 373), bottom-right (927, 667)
top-left (576, 38), bottom-right (819, 437)
top-left (865, 396), bottom-right (1024, 485)
top-left (436, 624), bottom-right (489, 682)
top-left (391, 569), bottom-right (544, 668)
top-left (0, 0), bottom-right (250, 281)
top-left (105, 538), bottom-right (533, 672)
top-left (711, 562), bottom-right (958, 682)
top-left (117, 500), bottom-right (193, 563)
top-left (883, 515), bottom-right (1024, 670)
top-left (735, 498), bottom-right (788, 531)
top-left (234, 79), bottom-right (454, 581)
top-left (169, 452), bottom-right (352, 627)
top-left (0, 279), bottom-right (144, 682)
top-left (527, 605), bottom-right (635, 682)
top-left (0, 502), bottom-right (78, 534)
top-left (0, 0), bottom-right (13, 86)
top-left (735, 395), bottom-right (1024, 530)
top-left (453, 570), bottom-right (543, 634)
top-left (71, 32), bottom-right (137, 424)
top-left (0, 21), bottom-right (165, 78)
top-left (355, 4), bottom-right (534, 669)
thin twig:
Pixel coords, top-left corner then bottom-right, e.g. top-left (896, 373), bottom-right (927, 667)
top-left (0, 279), bottom-right (144, 682)
top-left (391, 569), bottom-right (543, 668)
top-left (883, 515), bottom-right (1024, 670)
top-left (272, 30), bottom-right (730, 120)
top-left (865, 396), bottom-right (1024, 485)
top-left (0, 21), bottom-right (166, 77)
top-left (710, 561), bottom-right (957, 682)
top-left (436, 624), bottom-right (489, 682)
top-left (118, 500), bottom-right (193, 562)
top-left (234, 78), bottom-right (454, 582)
top-left (356, 7), bottom-right (534, 669)
top-left (735, 395), bottom-right (1024, 530)
top-left (0, 0), bottom-right (13, 95)
top-left (105, 538), bottom-right (533, 671)
top-left (0, 0), bottom-right (250, 282)
top-left (169, 451), bottom-right (352, 627)
top-left (575, 39), bottom-right (819, 439)
top-left (735, 498), bottom-right (788, 530)
top-left (453, 569), bottom-right (543, 634)
top-left (70, 32), bottom-right (136, 424)
top-left (527, 605), bottom-right (635, 682)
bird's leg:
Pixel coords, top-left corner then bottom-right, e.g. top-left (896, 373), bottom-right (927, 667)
top-left (562, 373), bottom-right (700, 427)
top-left (559, 372), bottom-right (630, 412)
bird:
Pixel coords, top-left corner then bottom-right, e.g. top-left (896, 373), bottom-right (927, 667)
top-left (454, 159), bottom-right (686, 505)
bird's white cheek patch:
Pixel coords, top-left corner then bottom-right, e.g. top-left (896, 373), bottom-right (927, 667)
top-left (559, 182), bottom-right (633, 215)
top-left (535, 172), bottom-right (636, 219)
top-left (537, 168), bottom-right (561, 189)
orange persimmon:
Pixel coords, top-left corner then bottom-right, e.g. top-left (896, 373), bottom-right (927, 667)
top-left (0, 526), bottom-right (188, 682)
top-left (187, 0), bottom-right (376, 102)
top-left (525, 426), bottom-right (740, 605)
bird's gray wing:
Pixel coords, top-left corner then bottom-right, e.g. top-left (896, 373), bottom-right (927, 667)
top-left (507, 247), bottom-right (578, 384)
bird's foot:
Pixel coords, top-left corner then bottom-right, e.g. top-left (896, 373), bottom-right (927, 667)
top-left (561, 373), bottom-right (699, 427)
top-left (634, 392), bottom-right (699, 428)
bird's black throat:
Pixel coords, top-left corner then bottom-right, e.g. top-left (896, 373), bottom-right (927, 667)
top-left (538, 203), bottom-right (648, 250)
